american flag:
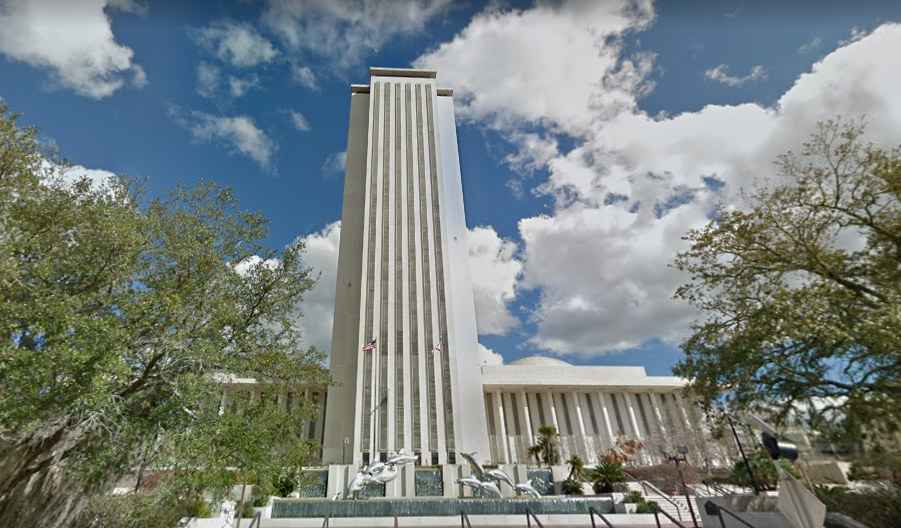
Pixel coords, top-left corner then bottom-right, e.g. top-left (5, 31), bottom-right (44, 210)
top-left (432, 341), bottom-right (441, 354)
top-left (363, 338), bottom-right (377, 351)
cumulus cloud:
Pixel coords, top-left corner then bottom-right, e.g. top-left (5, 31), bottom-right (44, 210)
top-left (292, 221), bottom-right (341, 354)
top-left (322, 151), bottom-right (347, 178)
top-left (0, 0), bottom-right (147, 99)
top-left (414, 0), bottom-right (655, 130)
top-left (468, 226), bottom-right (522, 335)
top-left (798, 37), bottom-right (822, 54)
top-left (285, 109), bottom-right (311, 132)
top-left (261, 0), bottom-right (451, 70)
top-left (168, 106), bottom-right (276, 170)
top-left (191, 20), bottom-right (278, 68)
top-left (478, 343), bottom-right (504, 366)
top-left (291, 64), bottom-right (318, 90)
top-left (703, 64), bottom-right (767, 86)
top-left (417, 1), bottom-right (901, 357)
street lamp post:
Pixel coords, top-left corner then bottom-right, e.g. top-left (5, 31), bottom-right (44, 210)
top-left (659, 444), bottom-right (700, 528)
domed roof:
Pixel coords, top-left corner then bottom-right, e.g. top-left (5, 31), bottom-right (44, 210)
top-left (508, 355), bottom-right (573, 367)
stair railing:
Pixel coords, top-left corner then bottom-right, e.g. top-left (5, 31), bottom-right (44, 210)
top-left (588, 506), bottom-right (615, 528)
top-left (460, 509), bottom-right (473, 528)
top-left (703, 500), bottom-right (758, 528)
top-left (652, 505), bottom-right (689, 528)
top-left (636, 480), bottom-right (685, 521)
top-left (525, 507), bottom-right (546, 528)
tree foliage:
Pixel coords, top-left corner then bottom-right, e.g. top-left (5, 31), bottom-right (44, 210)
top-left (673, 118), bottom-right (901, 433)
top-left (0, 105), bottom-right (330, 527)
top-left (528, 425), bottom-right (560, 467)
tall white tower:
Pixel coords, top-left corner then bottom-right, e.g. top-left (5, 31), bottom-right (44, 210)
top-left (322, 68), bottom-right (490, 467)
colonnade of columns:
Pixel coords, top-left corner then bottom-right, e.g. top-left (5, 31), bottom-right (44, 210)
top-left (483, 388), bottom-right (694, 465)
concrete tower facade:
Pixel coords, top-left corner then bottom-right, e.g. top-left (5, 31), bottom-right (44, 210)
top-left (322, 68), bottom-right (490, 467)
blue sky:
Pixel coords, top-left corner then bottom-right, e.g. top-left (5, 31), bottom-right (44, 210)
top-left (2, 0), bottom-right (900, 375)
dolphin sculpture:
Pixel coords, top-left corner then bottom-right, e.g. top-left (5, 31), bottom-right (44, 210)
top-left (365, 461), bottom-right (386, 475)
top-left (477, 480), bottom-right (502, 498)
top-left (514, 479), bottom-right (542, 499)
top-left (330, 492), bottom-right (342, 501)
top-left (371, 464), bottom-right (400, 484)
top-left (455, 476), bottom-right (483, 490)
top-left (484, 468), bottom-right (515, 489)
top-left (386, 449), bottom-right (418, 466)
top-left (459, 452), bottom-right (486, 480)
top-left (345, 470), bottom-right (372, 499)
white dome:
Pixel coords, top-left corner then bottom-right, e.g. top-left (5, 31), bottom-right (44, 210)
top-left (508, 355), bottom-right (573, 367)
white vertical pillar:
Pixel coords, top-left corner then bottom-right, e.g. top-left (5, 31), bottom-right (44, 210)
top-left (519, 390), bottom-right (534, 446)
top-left (545, 390), bottom-right (560, 433)
top-left (571, 390), bottom-right (587, 436)
top-left (623, 392), bottom-right (642, 439)
top-left (674, 392), bottom-right (692, 428)
top-left (596, 391), bottom-right (616, 442)
top-left (649, 392), bottom-right (668, 438)
top-left (495, 390), bottom-right (509, 463)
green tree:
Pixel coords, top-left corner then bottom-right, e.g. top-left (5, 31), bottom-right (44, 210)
top-left (566, 454), bottom-right (584, 481)
top-left (673, 118), bottom-right (901, 433)
top-left (0, 105), bottom-right (330, 528)
top-left (589, 461), bottom-right (628, 494)
top-left (528, 425), bottom-right (560, 467)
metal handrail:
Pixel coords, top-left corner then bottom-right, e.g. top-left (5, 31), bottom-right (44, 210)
top-left (460, 509), bottom-right (473, 528)
top-left (705, 501), bottom-right (758, 528)
top-left (637, 480), bottom-right (686, 520)
top-left (588, 506), bottom-right (615, 528)
top-left (394, 510), bottom-right (399, 528)
top-left (525, 507), bottom-right (546, 528)
top-left (652, 505), bottom-right (689, 528)
top-left (247, 511), bottom-right (263, 528)
top-left (321, 511), bottom-right (330, 528)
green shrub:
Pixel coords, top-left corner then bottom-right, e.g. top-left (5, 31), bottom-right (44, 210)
top-left (819, 488), bottom-right (901, 528)
top-left (622, 491), bottom-right (643, 503)
top-left (240, 501), bottom-right (256, 518)
top-left (636, 500), bottom-right (658, 514)
top-left (561, 478), bottom-right (584, 496)
top-left (273, 473), bottom-right (297, 497)
top-left (184, 500), bottom-right (212, 519)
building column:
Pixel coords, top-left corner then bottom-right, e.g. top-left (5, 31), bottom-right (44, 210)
top-left (649, 392), bottom-right (668, 438)
top-left (674, 392), bottom-right (692, 428)
top-left (519, 390), bottom-right (534, 447)
top-left (545, 390), bottom-right (560, 433)
top-left (596, 391), bottom-right (616, 443)
top-left (571, 390), bottom-right (587, 437)
top-left (623, 392), bottom-right (643, 439)
top-left (494, 390), bottom-right (509, 463)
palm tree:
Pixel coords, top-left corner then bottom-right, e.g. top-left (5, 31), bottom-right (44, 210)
top-left (529, 425), bottom-right (560, 467)
top-left (566, 455), bottom-right (585, 481)
top-left (591, 461), bottom-right (628, 494)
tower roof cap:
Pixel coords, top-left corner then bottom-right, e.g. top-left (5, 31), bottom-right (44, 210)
top-left (370, 67), bottom-right (436, 79)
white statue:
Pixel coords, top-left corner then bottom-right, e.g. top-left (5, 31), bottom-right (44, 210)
top-left (455, 476), bottom-right (483, 492)
top-left (514, 479), bottom-right (542, 499)
top-left (460, 452), bottom-right (486, 479)
top-left (386, 448), bottom-right (418, 466)
top-left (484, 468), bottom-right (515, 489)
top-left (477, 480), bottom-right (502, 498)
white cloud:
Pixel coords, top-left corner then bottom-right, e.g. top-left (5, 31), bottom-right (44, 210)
top-left (286, 109), bottom-right (311, 132)
top-left (196, 62), bottom-right (220, 99)
top-left (322, 151), bottom-right (347, 178)
top-left (192, 20), bottom-right (278, 68)
top-left (292, 221), bottom-right (341, 354)
top-left (478, 343), bottom-right (504, 366)
top-left (292, 64), bottom-right (318, 90)
top-left (798, 37), bottom-right (822, 54)
top-left (0, 0), bottom-right (147, 99)
top-left (228, 74), bottom-right (260, 98)
top-left (468, 226), bottom-right (522, 335)
top-left (416, 3), bottom-right (901, 357)
top-left (261, 0), bottom-right (451, 70)
top-left (414, 0), bottom-right (655, 130)
top-left (169, 107), bottom-right (276, 170)
top-left (703, 64), bottom-right (767, 86)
